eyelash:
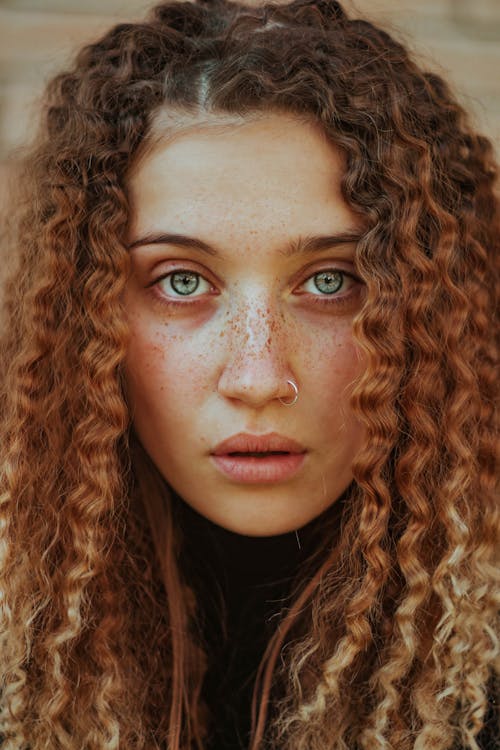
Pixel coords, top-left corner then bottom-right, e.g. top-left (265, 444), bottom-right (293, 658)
top-left (147, 267), bottom-right (361, 311)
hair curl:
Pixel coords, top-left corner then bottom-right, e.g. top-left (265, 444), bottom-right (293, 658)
top-left (0, 1), bottom-right (498, 748)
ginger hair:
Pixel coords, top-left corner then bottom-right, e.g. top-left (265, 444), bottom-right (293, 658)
top-left (0, 1), bottom-right (498, 748)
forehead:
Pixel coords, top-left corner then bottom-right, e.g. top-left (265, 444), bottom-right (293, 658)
top-left (126, 112), bottom-right (358, 242)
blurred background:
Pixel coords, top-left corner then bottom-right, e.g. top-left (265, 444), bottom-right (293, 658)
top-left (0, 0), bottom-right (499, 205)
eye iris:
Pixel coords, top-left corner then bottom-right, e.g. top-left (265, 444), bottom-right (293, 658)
top-left (171, 271), bottom-right (199, 295)
top-left (314, 270), bottom-right (343, 294)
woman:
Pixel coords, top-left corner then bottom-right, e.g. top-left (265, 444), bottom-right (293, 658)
top-left (0, 0), bottom-right (497, 748)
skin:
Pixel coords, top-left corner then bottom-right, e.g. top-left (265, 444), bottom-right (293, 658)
top-left (123, 111), bottom-right (367, 536)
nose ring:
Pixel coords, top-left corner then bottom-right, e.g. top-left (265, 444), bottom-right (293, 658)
top-left (278, 379), bottom-right (299, 406)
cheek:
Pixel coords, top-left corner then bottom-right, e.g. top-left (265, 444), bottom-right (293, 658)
top-left (301, 321), bottom-right (365, 438)
top-left (301, 319), bottom-right (364, 390)
top-left (124, 318), bottom-right (212, 415)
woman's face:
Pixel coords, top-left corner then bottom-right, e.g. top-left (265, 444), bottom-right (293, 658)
top-left (124, 112), bottom-right (366, 536)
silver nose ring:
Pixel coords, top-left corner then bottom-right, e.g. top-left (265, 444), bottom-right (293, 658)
top-left (278, 379), bottom-right (299, 406)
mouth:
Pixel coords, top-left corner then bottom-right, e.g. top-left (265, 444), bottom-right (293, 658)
top-left (210, 433), bottom-right (307, 483)
top-left (210, 445), bottom-right (306, 484)
top-left (212, 431), bottom-right (306, 456)
top-left (227, 450), bottom-right (291, 457)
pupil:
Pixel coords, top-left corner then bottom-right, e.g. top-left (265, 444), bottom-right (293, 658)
top-left (314, 271), bottom-right (342, 294)
top-left (171, 271), bottom-right (199, 295)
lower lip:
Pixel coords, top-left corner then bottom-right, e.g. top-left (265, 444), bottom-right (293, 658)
top-left (210, 453), bottom-right (306, 483)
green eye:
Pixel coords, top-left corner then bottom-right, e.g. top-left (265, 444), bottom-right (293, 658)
top-left (312, 271), bottom-right (343, 294)
top-left (170, 271), bottom-right (201, 295)
top-left (154, 268), bottom-right (214, 302)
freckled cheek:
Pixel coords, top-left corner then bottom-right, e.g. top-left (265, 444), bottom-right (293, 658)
top-left (299, 321), bottom-right (364, 392)
top-left (124, 322), bottom-right (215, 409)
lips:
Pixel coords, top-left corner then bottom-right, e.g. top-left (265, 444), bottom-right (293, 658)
top-left (211, 432), bottom-right (306, 484)
top-left (212, 432), bottom-right (306, 457)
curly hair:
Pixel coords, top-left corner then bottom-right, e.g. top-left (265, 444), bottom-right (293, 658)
top-left (0, 0), bottom-right (498, 748)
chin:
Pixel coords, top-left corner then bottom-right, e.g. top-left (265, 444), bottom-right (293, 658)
top-left (206, 511), bottom-right (314, 538)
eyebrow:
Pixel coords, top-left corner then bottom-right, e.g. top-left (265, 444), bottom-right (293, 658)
top-left (126, 230), bottom-right (362, 257)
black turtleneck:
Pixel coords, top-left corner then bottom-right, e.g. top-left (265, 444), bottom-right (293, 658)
top-left (174, 494), bottom-right (328, 750)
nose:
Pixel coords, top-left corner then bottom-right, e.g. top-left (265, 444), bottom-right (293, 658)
top-left (216, 297), bottom-right (296, 408)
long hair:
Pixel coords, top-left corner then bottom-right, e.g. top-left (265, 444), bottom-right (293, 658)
top-left (0, 1), bottom-right (498, 748)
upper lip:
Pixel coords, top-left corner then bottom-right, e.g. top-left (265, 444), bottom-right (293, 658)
top-left (212, 432), bottom-right (306, 456)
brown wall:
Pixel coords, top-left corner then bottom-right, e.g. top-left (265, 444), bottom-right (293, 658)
top-left (1, 0), bottom-right (499, 205)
